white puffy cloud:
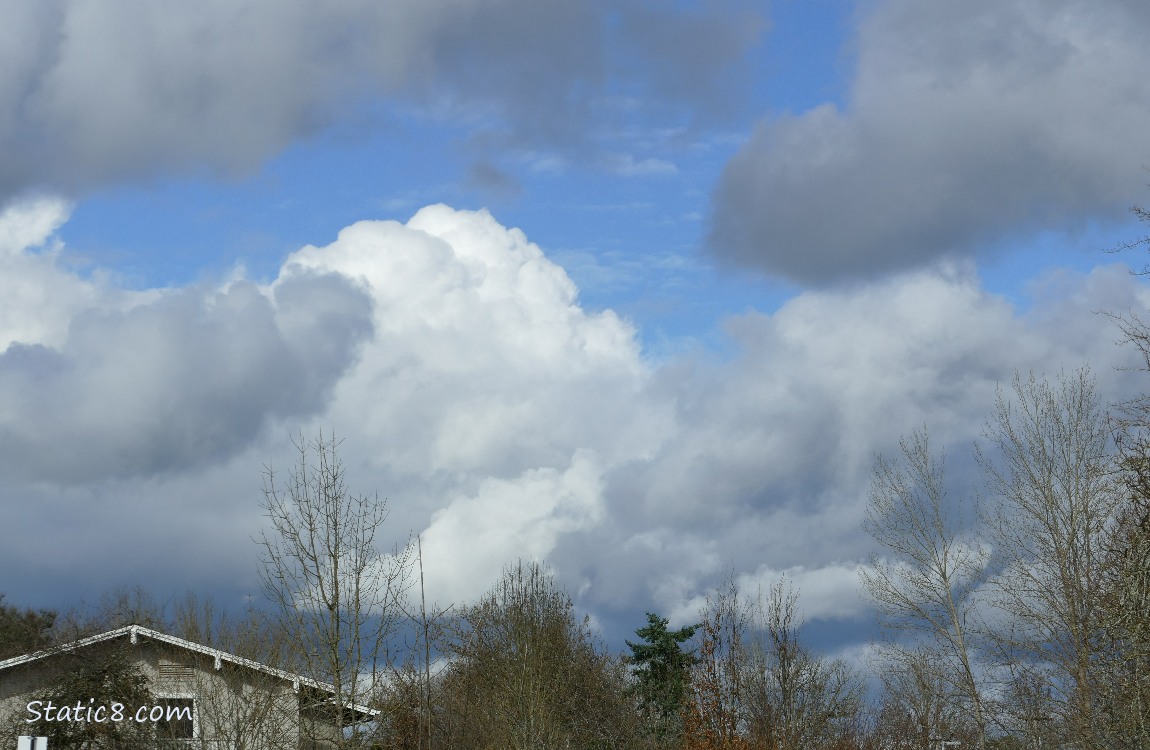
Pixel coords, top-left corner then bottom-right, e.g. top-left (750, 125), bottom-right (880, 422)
top-left (710, 0), bottom-right (1150, 283)
top-left (0, 196), bottom-right (99, 349)
top-left (269, 206), bottom-right (671, 604)
top-left (0, 0), bottom-right (760, 205)
top-left (2, 202), bottom-right (1149, 650)
top-left (742, 563), bottom-right (870, 623)
top-left (0, 201), bottom-right (670, 613)
top-left (666, 562), bottom-right (869, 628)
top-left (419, 450), bottom-right (605, 605)
top-left (282, 204), bottom-right (665, 483)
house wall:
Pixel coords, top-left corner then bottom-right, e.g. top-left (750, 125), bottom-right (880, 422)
top-left (0, 638), bottom-right (313, 750)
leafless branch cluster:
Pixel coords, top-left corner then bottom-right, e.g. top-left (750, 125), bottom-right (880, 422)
top-left (864, 367), bottom-right (1150, 749)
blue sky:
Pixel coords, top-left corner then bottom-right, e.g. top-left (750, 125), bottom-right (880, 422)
top-left (3, 0), bottom-right (1150, 665)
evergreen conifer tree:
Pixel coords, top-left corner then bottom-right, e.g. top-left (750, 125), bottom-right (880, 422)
top-left (627, 612), bottom-right (699, 742)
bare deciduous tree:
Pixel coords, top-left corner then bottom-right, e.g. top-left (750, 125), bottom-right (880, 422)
top-left (257, 431), bottom-right (412, 748)
top-left (1092, 498), bottom-right (1150, 749)
top-left (686, 574), bottom-right (864, 750)
top-left (685, 575), bottom-right (750, 750)
top-left (0, 594), bottom-right (56, 660)
top-left (978, 368), bottom-right (1121, 748)
top-left (869, 646), bottom-right (980, 750)
top-left (1095, 197), bottom-right (1150, 748)
top-left (187, 661), bottom-right (301, 750)
top-left (861, 429), bottom-right (989, 748)
top-left (379, 535), bottom-right (451, 750)
top-left (743, 579), bottom-right (864, 750)
top-left (436, 561), bottom-right (637, 750)
top-left (166, 598), bottom-right (301, 750)
top-left (1099, 355), bottom-right (1150, 748)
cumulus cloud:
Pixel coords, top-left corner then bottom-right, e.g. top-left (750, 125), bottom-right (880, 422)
top-left (709, 0), bottom-right (1150, 283)
top-left (283, 204), bottom-right (665, 484)
top-left (267, 205), bottom-right (672, 605)
top-left (419, 450), bottom-right (606, 605)
top-left (556, 260), bottom-right (1150, 634)
top-left (2, 203), bottom-right (1149, 648)
top-left (0, 0), bottom-right (760, 205)
top-left (0, 198), bottom-right (374, 483)
top-left (0, 196), bottom-right (98, 349)
top-left (666, 562), bottom-right (869, 627)
top-left (0, 202), bottom-right (668, 610)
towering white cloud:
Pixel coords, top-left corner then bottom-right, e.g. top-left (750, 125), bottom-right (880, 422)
top-left (2, 202), bottom-right (1147, 643)
top-left (282, 204), bottom-right (663, 481)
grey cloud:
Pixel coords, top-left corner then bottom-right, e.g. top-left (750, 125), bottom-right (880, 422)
top-left (465, 161), bottom-right (522, 198)
top-left (0, 0), bottom-right (761, 204)
top-left (0, 271), bottom-right (373, 483)
top-left (619, 0), bottom-right (764, 122)
top-left (709, 0), bottom-right (1150, 284)
top-left (559, 263), bottom-right (1149, 626)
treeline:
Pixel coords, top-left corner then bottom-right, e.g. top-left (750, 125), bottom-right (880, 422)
top-left (1, 563), bottom-right (867, 750)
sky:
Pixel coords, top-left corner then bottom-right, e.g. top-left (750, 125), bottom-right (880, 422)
top-left (3, 0), bottom-right (1150, 667)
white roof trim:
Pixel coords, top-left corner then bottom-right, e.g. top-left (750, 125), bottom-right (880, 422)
top-left (0, 624), bottom-right (377, 717)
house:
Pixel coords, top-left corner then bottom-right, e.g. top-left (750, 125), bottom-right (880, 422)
top-left (0, 624), bottom-right (377, 749)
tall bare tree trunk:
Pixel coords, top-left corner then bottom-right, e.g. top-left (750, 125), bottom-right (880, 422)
top-left (979, 369), bottom-right (1120, 749)
top-left (257, 431), bottom-right (411, 749)
top-left (862, 429), bottom-right (989, 750)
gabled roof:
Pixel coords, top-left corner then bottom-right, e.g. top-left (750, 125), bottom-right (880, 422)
top-left (0, 624), bottom-right (377, 717)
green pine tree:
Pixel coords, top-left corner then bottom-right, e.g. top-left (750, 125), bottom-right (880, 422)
top-left (627, 612), bottom-right (699, 743)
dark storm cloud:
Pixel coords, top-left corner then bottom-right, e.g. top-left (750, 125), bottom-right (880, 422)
top-left (0, 271), bottom-right (373, 483)
top-left (0, 0), bottom-right (761, 205)
top-left (709, 0), bottom-right (1150, 284)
